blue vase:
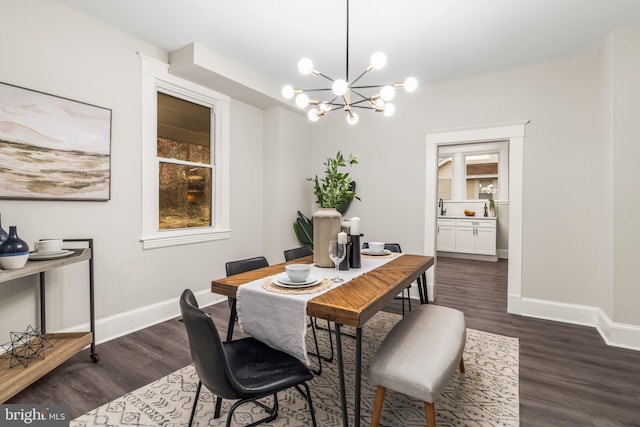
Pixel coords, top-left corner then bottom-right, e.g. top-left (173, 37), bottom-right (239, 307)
top-left (0, 225), bottom-right (30, 270)
top-left (0, 214), bottom-right (8, 244)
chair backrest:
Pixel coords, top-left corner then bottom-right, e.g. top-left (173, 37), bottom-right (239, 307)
top-left (362, 242), bottom-right (402, 253)
top-left (225, 256), bottom-right (269, 277)
top-left (179, 289), bottom-right (241, 399)
top-left (284, 246), bottom-right (313, 262)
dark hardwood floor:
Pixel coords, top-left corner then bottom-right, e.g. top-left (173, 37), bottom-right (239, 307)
top-left (8, 256), bottom-right (640, 426)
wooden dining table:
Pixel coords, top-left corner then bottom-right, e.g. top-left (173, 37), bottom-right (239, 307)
top-left (211, 253), bottom-right (434, 427)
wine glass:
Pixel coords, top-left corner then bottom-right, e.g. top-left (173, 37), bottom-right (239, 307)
top-left (329, 240), bottom-right (347, 283)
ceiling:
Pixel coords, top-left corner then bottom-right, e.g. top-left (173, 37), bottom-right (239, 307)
top-left (61, 0), bottom-right (640, 89)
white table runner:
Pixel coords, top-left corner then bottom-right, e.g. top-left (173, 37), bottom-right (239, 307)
top-left (236, 254), bottom-right (400, 365)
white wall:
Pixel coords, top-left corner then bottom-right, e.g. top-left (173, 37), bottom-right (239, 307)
top-left (607, 26), bottom-right (640, 326)
top-left (0, 0), bottom-right (267, 343)
top-left (262, 107), bottom-right (313, 264)
top-left (311, 54), bottom-right (605, 306)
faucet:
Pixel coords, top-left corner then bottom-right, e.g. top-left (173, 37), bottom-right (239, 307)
top-left (438, 199), bottom-right (446, 216)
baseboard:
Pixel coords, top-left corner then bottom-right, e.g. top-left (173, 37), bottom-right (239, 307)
top-left (519, 296), bottom-right (640, 351)
top-left (61, 289), bottom-right (226, 344)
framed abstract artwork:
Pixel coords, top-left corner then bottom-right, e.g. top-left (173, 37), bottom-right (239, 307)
top-left (0, 82), bottom-right (112, 201)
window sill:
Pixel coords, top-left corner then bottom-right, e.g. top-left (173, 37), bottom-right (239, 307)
top-left (141, 228), bottom-right (231, 250)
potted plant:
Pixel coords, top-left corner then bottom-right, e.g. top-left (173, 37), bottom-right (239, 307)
top-left (304, 151), bottom-right (359, 267)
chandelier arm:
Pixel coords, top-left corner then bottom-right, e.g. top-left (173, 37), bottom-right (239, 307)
top-left (351, 105), bottom-right (376, 110)
top-left (300, 87), bottom-right (338, 92)
top-left (349, 69), bottom-right (370, 87)
top-left (350, 97), bottom-right (373, 106)
top-left (349, 89), bottom-right (372, 102)
top-left (317, 72), bottom-right (335, 82)
top-left (350, 84), bottom-right (391, 89)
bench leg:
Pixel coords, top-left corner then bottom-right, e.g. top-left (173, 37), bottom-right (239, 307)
top-left (371, 386), bottom-right (386, 427)
top-left (459, 357), bottom-right (465, 373)
top-left (425, 401), bottom-right (436, 427)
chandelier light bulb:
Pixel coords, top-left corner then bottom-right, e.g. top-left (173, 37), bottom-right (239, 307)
top-left (320, 102), bottom-right (332, 112)
top-left (404, 77), bottom-right (418, 92)
top-left (298, 58), bottom-right (314, 75)
top-left (380, 85), bottom-right (395, 101)
top-left (375, 98), bottom-right (385, 108)
top-left (370, 52), bottom-right (387, 70)
top-left (307, 108), bottom-right (320, 122)
top-left (383, 103), bottom-right (395, 117)
top-left (295, 93), bottom-right (310, 109)
top-left (332, 79), bottom-right (348, 96)
top-left (346, 112), bottom-right (359, 125)
top-left (282, 85), bottom-right (295, 99)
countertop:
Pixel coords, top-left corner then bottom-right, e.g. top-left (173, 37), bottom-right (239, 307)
top-left (437, 215), bottom-right (497, 220)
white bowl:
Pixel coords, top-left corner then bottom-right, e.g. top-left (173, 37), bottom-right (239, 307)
top-left (35, 239), bottom-right (63, 253)
top-left (368, 242), bottom-right (385, 254)
top-left (285, 264), bottom-right (311, 283)
top-left (0, 253), bottom-right (29, 270)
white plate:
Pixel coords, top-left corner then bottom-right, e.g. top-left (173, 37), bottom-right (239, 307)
top-left (362, 249), bottom-right (391, 256)
top-left (29, 250), bottom-right (74, 260)
top-left (275, 274), bottom-right (322, 288)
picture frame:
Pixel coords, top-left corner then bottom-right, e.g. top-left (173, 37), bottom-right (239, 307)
top-left (0, 81), bottom-right (112, 201)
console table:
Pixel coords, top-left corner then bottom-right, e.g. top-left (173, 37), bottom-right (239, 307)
top-left (0, 238), bottom-right (97, 403)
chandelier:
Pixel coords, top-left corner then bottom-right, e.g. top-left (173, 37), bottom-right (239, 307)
top-left (281, 0), bottom-right (417, 125)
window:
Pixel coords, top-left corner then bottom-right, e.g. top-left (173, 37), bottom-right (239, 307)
top-left (157, 93), bottom-right (212, 230)
top-left (464, 153), bottom-right (499, 200)
top-left (438, 141), bottom-right (508, 202)
top-left (437, 156), bottom-right (453, 200)
top-left (140, 54), bottom-right (230, 249)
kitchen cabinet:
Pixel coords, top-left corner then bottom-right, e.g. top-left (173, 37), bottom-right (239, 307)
top-left (437, 217), bottom-right (497, 257)
top-left (436, 218), bottom-right (456, 252)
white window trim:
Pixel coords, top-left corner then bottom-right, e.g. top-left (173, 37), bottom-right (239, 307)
top-left (139, 53), bottom-right (231, 249)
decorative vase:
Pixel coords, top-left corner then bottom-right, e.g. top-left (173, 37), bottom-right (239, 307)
top-left (489, 199), bottom-right (496, 217)
top-left (0, 213), bottom-right (8, 244)
top-left (0, 226), bottom-right (30, 270)
top-left (312, 208), bottom-right (342, 268)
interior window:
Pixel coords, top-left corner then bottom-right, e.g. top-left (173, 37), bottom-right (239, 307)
top-left (465, 153), bottom-right (499, 200)
top-left (437, 141), bottom-right (507, 202)
top-left (437, 156), bottom-right (453, 200)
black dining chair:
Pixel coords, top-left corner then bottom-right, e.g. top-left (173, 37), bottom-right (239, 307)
top-left (180, 289), bottom-right (317, 427)
top-left (283, 247), bottom-right (334, 371)
top-left (224, 256), bottom-right (269, 342)
top-left (283, 246), bottom-right (313, 262)
top-left (362, 242), bottom-right (416, 316)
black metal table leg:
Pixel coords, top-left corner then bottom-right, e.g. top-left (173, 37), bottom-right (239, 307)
top-left (39, 272), bottom-right (46, 333)
top-left (355, 327), bottom-right (362, 427)
top-left (226, 298), bottom-right (237, 342)
top-left (335, 323), bottom-right (348, 427)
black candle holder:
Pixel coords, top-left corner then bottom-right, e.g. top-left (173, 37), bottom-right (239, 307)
top-left (349, 234), bottom-right (362, 268)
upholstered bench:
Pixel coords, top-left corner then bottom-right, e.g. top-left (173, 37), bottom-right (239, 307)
top-left (369, 304), bottom-right (466, 427)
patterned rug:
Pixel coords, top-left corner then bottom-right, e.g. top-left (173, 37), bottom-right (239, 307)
top-left (72, 311), bottom-right (519, 426)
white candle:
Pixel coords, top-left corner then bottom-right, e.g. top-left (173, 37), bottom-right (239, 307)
top-left (338, 232), bottom-right (347, 244)
top-left (350, 217), bottom-right (360, 235)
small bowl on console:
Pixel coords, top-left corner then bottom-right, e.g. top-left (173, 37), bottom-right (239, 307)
top-left (285, 264), bottom-right (311, 283)
top-left (35, 239), bottom-right (63, 253)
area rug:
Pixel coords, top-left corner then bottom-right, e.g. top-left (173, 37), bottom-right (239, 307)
top-left (71, 311), bottom-right (519, 426)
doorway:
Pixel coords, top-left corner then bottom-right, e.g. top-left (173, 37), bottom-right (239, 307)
top-left (424, 121), bottom-right (528, 315)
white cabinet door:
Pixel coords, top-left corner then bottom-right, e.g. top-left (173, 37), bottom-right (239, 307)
top-left (475, 227), bottom-right (497, 255)
top-left (437, 224), bottom-right (456, 251)
top-left (455, 226), bottom-right (476, 254)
